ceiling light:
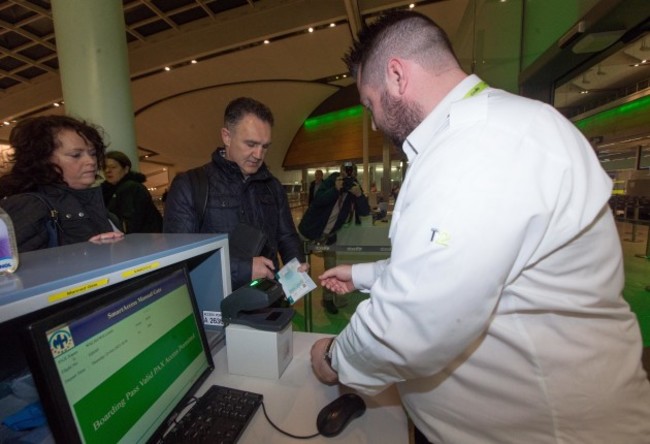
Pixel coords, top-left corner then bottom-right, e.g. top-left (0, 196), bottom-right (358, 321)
top-left (308, 27), bottom-right (314, 33)
top-left (53, 102), bottom-right (60, 107)
top-left (329, 23), bottom-right (335, 28)
top-left (164, 66), bottom-right (170, 71)
top-left (3, 121), bottom-right (9, 125)
top-left (409, 3), bottom-right (415, 8)
top-left (191, 60), bottom-right (197, 64)
top-left (263, 39), bottom-right (270, 44)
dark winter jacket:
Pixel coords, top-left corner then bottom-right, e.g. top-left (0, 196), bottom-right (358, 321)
top-left (308, 178), bottom-right (323, 204)
top-left (163, 148), bottom-right (305, 290)
top-left (0, 184), bottom-right (114, 252)
top-left (298, 172), bottom-right (370, 243)
top-left (102, 172), bottom-right (162, 234)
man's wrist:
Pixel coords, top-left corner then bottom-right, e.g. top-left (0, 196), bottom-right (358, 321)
top-left (324, 337), bottom-right (336, 366)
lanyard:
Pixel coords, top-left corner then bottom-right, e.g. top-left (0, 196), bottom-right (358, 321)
top-left (463, 80), bottom-right (489, 99)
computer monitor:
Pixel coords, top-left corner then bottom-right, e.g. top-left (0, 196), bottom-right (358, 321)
top-left (24, 262), bottom-right (214, 443)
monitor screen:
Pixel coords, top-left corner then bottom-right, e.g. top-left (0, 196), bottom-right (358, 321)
top-left (25, 263), bottom-right (214, 443)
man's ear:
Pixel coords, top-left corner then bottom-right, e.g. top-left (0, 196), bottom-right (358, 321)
top-left (386, 58), bottom-right (407, 95)
top-left (220, 127), bottom-right (230, 147)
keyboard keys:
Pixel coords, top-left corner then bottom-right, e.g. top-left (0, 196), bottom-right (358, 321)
top-left (162, 385), bottom-right (263, 444)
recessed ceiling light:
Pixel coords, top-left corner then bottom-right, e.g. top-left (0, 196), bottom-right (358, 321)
top-left (191, 60), bottom-right (197, 64)
top-left (308, 27), bottom-right (314, 33)
top-left (329, 23), bottom-right (335, 27)
top-left (263, 39), bottom-right (270, 44)
top-left (164, 66), bottom-right (171, 71)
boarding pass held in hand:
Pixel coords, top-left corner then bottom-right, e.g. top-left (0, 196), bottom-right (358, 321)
top-left (276, 257), bottom-right (317, 304)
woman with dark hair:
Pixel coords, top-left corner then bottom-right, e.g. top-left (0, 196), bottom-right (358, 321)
top-left (0, 115), bottom-right (123, 251)
top-left (101, 150), bottom-right (162, 233)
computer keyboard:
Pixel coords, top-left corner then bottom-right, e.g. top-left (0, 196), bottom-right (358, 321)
top-left (161, 384), bottom-right (263, 444)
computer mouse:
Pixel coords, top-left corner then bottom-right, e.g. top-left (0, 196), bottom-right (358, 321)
top-left (316, 393), bottom-right (366, 437)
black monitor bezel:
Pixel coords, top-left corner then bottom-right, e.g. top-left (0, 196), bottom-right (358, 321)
top-left (23, 262), bottom-right (215, 444)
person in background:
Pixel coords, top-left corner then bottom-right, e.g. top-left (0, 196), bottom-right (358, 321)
top-left (163, 97), bottom-right (307, 290)
top-left (308, 169), bottom-right (324, 205)
top-left (310, 10), bottom-right (650, 444)
top-left (0, 115), bottom-right (123, 251)
top-left (102, 150), bottom-right (162, 233)
top-left (298, 162), bottom-right (370, 314)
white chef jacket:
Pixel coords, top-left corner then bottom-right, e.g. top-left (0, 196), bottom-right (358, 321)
top-left (332, 75), bottom-right (650, 443)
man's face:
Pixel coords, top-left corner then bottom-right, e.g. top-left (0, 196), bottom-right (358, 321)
top-left (221, 113), bottom-right (272, 176)
top-left (358, 66), bottom-right (423, 149)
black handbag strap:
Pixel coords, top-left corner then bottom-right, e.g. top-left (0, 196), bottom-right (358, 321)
top-left (25, 193), bottom-right (60, 248)
top-left (187, 165), bottom-right (208, 232)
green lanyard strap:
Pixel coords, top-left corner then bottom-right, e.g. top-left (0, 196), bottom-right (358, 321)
top-left (463, 81), bottom-right (489, 99)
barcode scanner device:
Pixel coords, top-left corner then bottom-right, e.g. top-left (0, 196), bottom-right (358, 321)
top-left (220, 278), bottom-right (294, 332)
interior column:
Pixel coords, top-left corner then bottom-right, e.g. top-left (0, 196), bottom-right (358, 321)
top-left (51, 0), bottom-right (138, 168)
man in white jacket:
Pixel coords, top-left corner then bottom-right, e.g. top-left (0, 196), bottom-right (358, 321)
top-left (311, 10), bottom-right (650, 444)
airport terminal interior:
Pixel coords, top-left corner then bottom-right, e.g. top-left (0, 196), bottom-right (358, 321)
top-left (0, 0), bottom-right (649, 442)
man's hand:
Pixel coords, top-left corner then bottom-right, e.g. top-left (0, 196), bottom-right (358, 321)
top-left (89, 231), bottom-right (125, 244)
top-left (311, 337), bottom-right (339, 384)
top-left (349, 184), bottom-right (362, 197)
top-left (319, 264), bottom-right (356, 294)
top-left (252, 256), bottom-right (275, 280)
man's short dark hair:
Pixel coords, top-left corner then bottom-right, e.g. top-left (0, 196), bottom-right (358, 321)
top-left (343, 10), bottom-right (459, 85)
top-left (224, 97), bottom-right (274, 130)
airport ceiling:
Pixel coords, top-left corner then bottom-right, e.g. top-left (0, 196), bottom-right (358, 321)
top-left (1, 0), bottom-right (476, 176)
top-left (0, 0), bottom-right (648, 177)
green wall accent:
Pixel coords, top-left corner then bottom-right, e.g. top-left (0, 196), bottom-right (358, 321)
top-left (574, 95), bottom-right (650, 136)
top-left (303, 105), bottom-right (363, 129)
top-left (521, 0), bottom-right (601, 70)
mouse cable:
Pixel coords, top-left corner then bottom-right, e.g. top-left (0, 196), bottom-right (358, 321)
top-left (261, 401), bottom-right (320, 439)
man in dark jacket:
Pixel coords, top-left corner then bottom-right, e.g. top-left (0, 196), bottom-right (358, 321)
top-left (298, 162), bottom-right (370, 314)
top-left (308, 169), bottom-right (324, 204)
top-left (163, 97), bottom-right (307, 291)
